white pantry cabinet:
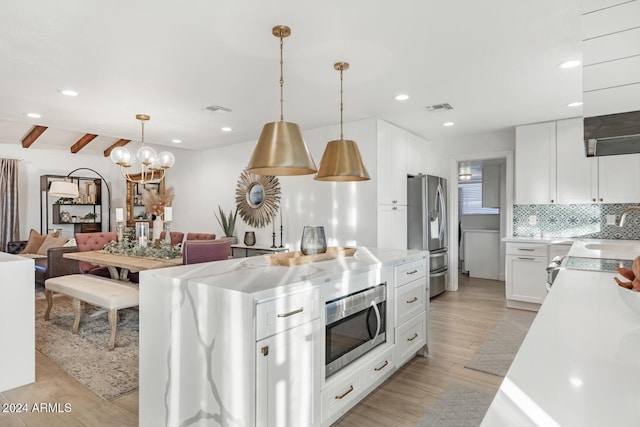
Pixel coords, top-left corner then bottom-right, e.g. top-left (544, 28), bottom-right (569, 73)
top-left (556, 118), bottom-right (596, 204)
top-left (377, 120), bottom-right (408, 206)
top-left (377, 204), bottom-right (407, 250)
top-left (505, 242), bottom-right (548, 310)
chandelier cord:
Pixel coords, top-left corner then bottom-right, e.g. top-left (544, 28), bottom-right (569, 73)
top-left (340, 66), bottom-right (344, 140)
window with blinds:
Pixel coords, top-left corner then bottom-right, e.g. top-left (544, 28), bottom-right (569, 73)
top-left (458, 182), bottom-right (499, 215)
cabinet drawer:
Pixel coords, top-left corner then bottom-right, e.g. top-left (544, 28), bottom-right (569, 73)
top-left (394, 259), bottom-right (426, 287)
top-left (255, 288), bottom-right (317, 341)
top-left (506, 242), bottom-right (548, 257)
top-left (395, 278), bottom-right (426, 326)
top-left (396, 312), bottom-right (426, 366)
top-left (363, 347), bottom-right (395, 387)
top-left (321, 369), bottom-right (364, 423)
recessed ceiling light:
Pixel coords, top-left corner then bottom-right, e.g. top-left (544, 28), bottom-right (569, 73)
top-left (567, 101), bottom-right (583, 107)
top-left (221, 126), bottom-right (233, 132)
top-left (171, 139), bottom-right (182, 144)
top-left (395, 94), bottom-right (409, 101)
top-left (26, 112), bottom-right (41, 119)
top-left (59, 89), bottom-right (78, 97)
top-left (558, 60), bottom-right (581, 69)
top-left (443, 122), bottom-right (454, 127)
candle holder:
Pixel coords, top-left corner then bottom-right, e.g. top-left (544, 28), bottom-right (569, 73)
top-left (164, 221), bottom-right (172, 244)
top-left (271, 232), bottom-right (277, 248)
top-left (135, 222), bottom-right (149, 247)
top-left (279, 225), bottom-right (284, 248)
top-left (116, 221), bottom-right (125, 242)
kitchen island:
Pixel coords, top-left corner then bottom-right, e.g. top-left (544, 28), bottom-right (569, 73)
top-left (138, 247), bottom-right (428, 427)
top-left (482, 240), bottom-right (640, 426)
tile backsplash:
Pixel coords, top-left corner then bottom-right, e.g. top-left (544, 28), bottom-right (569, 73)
top-left (513, 203), bottom-right (640, 240)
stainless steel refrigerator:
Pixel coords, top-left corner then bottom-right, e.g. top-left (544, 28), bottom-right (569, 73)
top-left (407, 174), bottom-right (448, 297)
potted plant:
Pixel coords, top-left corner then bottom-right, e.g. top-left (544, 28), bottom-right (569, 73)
top-left (215, 206), bottom-right (238, 243)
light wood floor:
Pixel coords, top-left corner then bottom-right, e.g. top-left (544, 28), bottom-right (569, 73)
top-left (1, 275), bottom-right (510, 426)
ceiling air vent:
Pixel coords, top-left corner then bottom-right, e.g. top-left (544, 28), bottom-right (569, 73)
top-left (205, 105), bottom-right (232, 113)
top-left (425, 103), bottom-right (453, 112)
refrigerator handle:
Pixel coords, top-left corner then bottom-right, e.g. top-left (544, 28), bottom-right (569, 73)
top-left (437, 183), bottom-right (447, 241)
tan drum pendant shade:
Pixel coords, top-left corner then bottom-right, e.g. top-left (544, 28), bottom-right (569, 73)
top-left (315, 62), bottom-right (369, 181)
top-left (248, 121), bottom-right (317, 175)
top-left (247, 25), bottom-right (317, 176)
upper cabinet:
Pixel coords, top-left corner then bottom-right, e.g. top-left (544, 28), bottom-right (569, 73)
top-left (377, 120), bottom-right (408, 206)
top-left (515, 118), bottom-right (640, 205)
top-left (515, 121), bottom-right (556, 204)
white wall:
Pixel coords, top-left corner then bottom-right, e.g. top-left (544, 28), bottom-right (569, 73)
top-left (167, 118), bottom-right (379, 250)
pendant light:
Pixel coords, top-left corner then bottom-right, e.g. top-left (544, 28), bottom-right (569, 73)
top-left (315, 62), bottom-right (370, 181)
top-left (247, 25), bottom-right (317, 176)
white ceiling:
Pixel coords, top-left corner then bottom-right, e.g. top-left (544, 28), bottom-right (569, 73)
top-left (0, 0), bottom-right (585, 154)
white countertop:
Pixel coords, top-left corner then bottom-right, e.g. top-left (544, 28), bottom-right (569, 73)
top-left (142, 247), bottom-right (427, 297)
top-left (502, 236), bottom-right (575, 244)
top-left (568, 239), bottom-right (640, 260)
top-left (482, 260), bottom-right (640, 425)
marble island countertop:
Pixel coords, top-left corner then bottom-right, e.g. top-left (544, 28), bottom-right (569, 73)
top-left (482, 242), bottom-right (640, 426)
top-left (142, 246), bottom-right (427, 298)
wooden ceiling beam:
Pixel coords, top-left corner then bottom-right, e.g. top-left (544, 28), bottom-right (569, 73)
top-left (70, 133), bottom-right (98, 153)
top-left (21, 125), bottom-right (48, 148)
top-left (104, 139), bottom-right (131, 157)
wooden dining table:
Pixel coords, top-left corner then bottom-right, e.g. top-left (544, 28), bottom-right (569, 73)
top-left (64, 250), bottom-right (183, 281)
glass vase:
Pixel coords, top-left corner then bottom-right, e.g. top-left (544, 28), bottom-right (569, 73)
top-left (244, 231), bottom-right (256, 246)
top-left (135, 222), bottom-right (149, 247)
top-left (300, 226), bottom-right (327, 255)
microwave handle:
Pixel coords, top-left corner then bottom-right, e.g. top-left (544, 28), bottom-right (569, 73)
top-left (370, 300), bottom-right (381, 342)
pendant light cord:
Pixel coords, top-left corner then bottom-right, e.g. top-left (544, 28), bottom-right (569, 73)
top-left (340, 66), bottom-right (344, 140)
top-left (279, 35), bottom-right (285, 122)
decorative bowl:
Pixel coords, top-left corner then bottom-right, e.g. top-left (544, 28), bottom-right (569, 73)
top-left (618, 285), bottom-right (640, 316)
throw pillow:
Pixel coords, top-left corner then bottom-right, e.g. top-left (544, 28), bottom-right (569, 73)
top-left (37, 235), bottom-right (70, 255)
top-left (63, 237), bottom-right (77, 247)
top-left (19, 229), bottom-right (48, 254)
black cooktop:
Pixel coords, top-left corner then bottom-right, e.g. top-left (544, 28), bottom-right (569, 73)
top-left (563, 256), bottom-right (633, 272)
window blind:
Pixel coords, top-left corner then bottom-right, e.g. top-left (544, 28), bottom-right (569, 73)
top-left (458, 182), bottom-right (499, 215)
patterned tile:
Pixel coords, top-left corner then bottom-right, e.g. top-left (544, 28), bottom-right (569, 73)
top-left (513, 203), bottom-right (640, 239)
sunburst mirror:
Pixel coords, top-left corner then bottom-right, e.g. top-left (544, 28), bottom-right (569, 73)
top-left (235, 169), bottom-right (281, 228)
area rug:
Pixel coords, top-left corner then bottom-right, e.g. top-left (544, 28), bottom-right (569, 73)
top-left (465, 309), bottom-right (537, 377)
top-left (34, 295), bottom-right (139, 401)
top-left (415, 382), bottom-right (494, 427)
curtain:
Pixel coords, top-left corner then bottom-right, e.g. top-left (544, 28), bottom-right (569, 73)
top-left (0, 158), bottom-right (20, 250)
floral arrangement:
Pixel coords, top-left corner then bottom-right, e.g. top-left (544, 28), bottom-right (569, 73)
top-left (103, 227), bottom-right (182, 259)
top-left (143, 186), bottom-right (175, 217)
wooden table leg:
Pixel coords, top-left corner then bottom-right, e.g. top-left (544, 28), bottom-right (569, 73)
top-left (44, 290), bottom-right (53, 321)
top-left (108, 308), bottom-right (118, 351)
top-left (72, 298), bottom-right (82, 334)
top-left (107, 266), bottom-right (120, 280)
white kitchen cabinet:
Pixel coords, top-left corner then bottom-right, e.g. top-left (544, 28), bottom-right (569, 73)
top-left (393, 258), bottom-right (428, 366)
top-left (463, 230), bottom-right (500, 280)
top-left (515, 121), bottom-right (556, 204)
top-left (597, 154), bottom-right (640, 203)
top-left (376, 204), bottom-right (407, 250)
top-left (556, 118), bottom-right (597, 204)
top-left (256, 320), bottom-right (318, 427)
top-left (377, 120), bottom-right (408, 206)
top-left (505, 242), bottom-right (548, 310)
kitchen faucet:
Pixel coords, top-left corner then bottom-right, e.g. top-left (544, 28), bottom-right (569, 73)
top-left (618, 206), bottom-right (640, 227)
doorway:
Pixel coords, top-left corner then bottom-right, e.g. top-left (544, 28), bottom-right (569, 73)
top-left (448, 151), bottom-right (513, 292)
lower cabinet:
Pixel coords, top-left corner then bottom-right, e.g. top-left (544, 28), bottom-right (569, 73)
top-left (505, 242), bottom-right (548, 309)
top-left (256, 320), bottom-right (318, 427)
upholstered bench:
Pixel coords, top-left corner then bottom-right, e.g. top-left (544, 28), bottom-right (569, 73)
top-left (44, 274), bottom-right (139, 350)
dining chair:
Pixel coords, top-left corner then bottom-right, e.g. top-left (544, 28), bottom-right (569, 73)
top-left (182, 240), bottom-right (231, 265)
top-left (159, 231), bottom-right (185, 246)
top-left (185, 232), bottom-right (216, 241)
top-left (74, 231), bottom-right (118, 278)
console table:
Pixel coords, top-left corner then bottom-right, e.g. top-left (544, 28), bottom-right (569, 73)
top-left (230, 244), bottom-right (288, 258)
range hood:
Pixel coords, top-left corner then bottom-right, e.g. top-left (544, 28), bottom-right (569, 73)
top-left (584, 110), bottom-right (640, 157)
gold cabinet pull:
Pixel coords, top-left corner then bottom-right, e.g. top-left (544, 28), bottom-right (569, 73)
top-left (517, 257), bottom-right (536, 261)
top-left (374, 360), bottom-right (389, 372)
top-left (517, 248), bottom-right (535, 252)
top-left (406, 269), bottom-right (418, 275)
top-left (261, 346), bottom-right (269, 356)
top-left (407, 333), bottom-right (418, 341)
top-left (277, 307), bottom-right (303, 318)
top-left (406, 297), bottom-right (418, 304)
top-left (335, 385), bottom-right (354, 400)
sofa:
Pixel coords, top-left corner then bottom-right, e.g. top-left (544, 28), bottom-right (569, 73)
top-left (7, 240), bottom-right (80, 286)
